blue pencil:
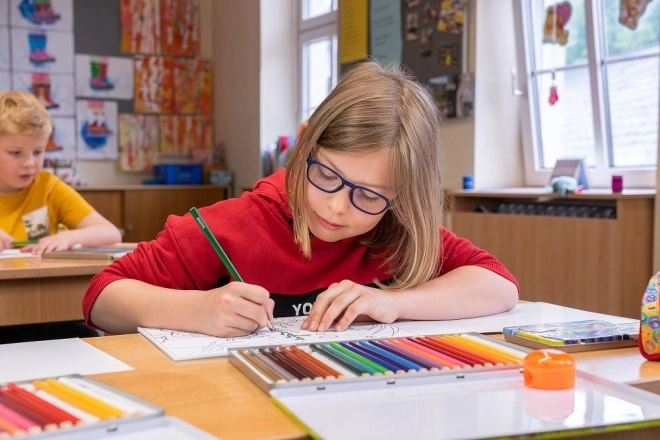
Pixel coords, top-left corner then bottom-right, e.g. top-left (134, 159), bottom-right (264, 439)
top-left (370, 339), bottom-right (438, 370)
top-left (357, 341), bottom-right (420, 371)
top-left (341, 342), bottom-right (401, 373)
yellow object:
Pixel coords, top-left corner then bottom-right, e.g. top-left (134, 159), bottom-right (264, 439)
top-left (33, 379), bottom-right (125, 419)
top-left (0, 170), bottom-right (93, 241)
top-left (523, 349), bottom-right (576, 390)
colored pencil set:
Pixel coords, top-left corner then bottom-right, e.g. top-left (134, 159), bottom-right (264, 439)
top-left (230, 333), bottom-right (527, 389)
top-left (0, 376), bottom-right (159, 438)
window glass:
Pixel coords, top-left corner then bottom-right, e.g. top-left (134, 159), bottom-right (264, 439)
top-left (303, 0), bottom-right (336, 21)
top-left (303, 36), bottom-right (334, 120)
top-left (603, 0), bottom-right (660, 57)
top-left (532, 0), bottom-right (588, 70)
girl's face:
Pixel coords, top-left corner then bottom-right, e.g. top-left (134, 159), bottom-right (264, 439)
top-left (304, 147), bottom-right (394, 242)
top-left (0, 133), bottom-right (48, 195)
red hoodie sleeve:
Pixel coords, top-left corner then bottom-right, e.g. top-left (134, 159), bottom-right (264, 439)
top-left (439, 227), bottom-right (519, 293)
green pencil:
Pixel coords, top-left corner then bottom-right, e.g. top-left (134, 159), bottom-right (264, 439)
top-left (189, 207), bottom-right (273, 331)
top-left (12, 240), bottom-right (38, 247)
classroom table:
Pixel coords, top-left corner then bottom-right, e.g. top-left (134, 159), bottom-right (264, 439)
top-left (0, 257), bottom-right (109, 326)
top-left (84, 333), bottom-right (660, 440)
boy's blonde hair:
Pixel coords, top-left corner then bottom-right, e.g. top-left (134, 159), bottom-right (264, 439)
top-left (286, 61), bottom-right (444, 290)
top-left (0, 91), bottom-right (53, 138)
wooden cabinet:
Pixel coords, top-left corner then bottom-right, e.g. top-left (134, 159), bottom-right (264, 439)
top-left (79, 185), bottom-right (230, 242)
top-left (447, 189), bottom-right (655, 319)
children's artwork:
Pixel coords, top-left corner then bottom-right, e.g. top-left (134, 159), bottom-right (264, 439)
top-left (134, 55), bottom-right (173, 114)
top-left (75, 54), bottom-right (134, 100)
top-left (173, 58), bottom-right (212, 114)
top-left (138, 316), bottom-right (419, 361)
top-left (160, 0), bottom-right (200, 57)
top-left (159, 115), bottom-right (212, 156)
top-left (120, 0), bottom-right (161, 54)
top-left (118, 114), bottom-right (159, 172)
top-left (76, 100), bottom-right (118, 160)
top-left (0, 0), bottom-right (8, 25)
top-left (12, 71), bottom-right (74, 116)
top-left (419, 27), bottom-right (433, 57)
top-left (437, 0), bottom-right (467, 34)
top-left (10, 0), bottom-right (73, 31)
top-left (437, 42), bottom-right (459, 66)
top-left (619, 0), bottom-right (652, 30)
top-left (543, 1), bottom-right (572, 46)
top-left (10, 28), bottom-right (74, 73)
top-left (44, 116), bottom-right (76, 159)
top-left (0, 27), bottom-right (9, 70)
top-left (405, 11), bottom-right (419, 41)
top-left (0, 71), bottom-right (10, 90)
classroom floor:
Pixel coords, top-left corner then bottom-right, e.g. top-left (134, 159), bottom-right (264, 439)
top-left (0, 320), bottom-right (102, 344)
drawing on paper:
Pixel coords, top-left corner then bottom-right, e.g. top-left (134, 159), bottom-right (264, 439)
top-left (118, 114), bottom-right (159, 171)
top-left (134, 55), bottom-right (173, 114)
top-left (120, 0), bottom-right (161, 54)
top-left (138, 316), bottom-right (418, 361)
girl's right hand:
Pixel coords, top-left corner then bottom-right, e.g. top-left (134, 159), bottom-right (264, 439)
top-left (199, 281), bottom-right (274, 338)
top-left (0, 229), bottom-right (12, 251)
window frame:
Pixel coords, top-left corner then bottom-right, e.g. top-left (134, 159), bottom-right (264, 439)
top-left (512, 0), bottom-right (659, 188)
top-left (297, 0), bottom-right (339, 123)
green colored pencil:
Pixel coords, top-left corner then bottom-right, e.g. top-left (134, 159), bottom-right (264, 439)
top-left (189, 207), bottom-right (273, 330)
top-left (12, 240), bottom-right (38, 247)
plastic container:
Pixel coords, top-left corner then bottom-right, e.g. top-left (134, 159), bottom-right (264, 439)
top-left (154, 164), bottom-right (203, 185)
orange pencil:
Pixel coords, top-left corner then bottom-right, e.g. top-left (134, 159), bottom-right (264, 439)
top-left (391, 338), bottom-right (465, 369)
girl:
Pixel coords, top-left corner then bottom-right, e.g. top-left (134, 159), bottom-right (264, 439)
top-left (84, 61), bottom-right (518, 336)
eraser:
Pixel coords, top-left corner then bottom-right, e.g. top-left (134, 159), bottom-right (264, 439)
top-left (523, 349), bottom-right (575, 390)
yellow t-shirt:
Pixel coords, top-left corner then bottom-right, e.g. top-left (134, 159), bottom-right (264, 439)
top-left (0, 170), bottom-right (95, 241)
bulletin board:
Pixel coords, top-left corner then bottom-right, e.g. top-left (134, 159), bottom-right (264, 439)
top-left (0, 0), bottom-right (213, 176)
top-left (340, 0), bottom-right (471, 118)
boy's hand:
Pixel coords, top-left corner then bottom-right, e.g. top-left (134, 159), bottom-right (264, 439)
top-left (0, 229), bottom-right (12, 250)
top-left (22, 232), bottom-right (76, 255)
top-left (301, 280), bottom-right (400, 332)
top-left (199, 282), bottom-right (274, 337)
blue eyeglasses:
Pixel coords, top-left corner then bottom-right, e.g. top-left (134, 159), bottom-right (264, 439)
top-left (306, 155), bottom-right (393, 215)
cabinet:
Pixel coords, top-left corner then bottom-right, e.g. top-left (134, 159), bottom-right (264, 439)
top-left (79, 185), bottom-right (231, 242)
top-left (447, 189), bottom-right (655, 319)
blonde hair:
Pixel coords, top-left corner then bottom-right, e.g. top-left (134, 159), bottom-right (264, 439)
top-left (286, 61), bottom-right (444, 290)
top-left (0, 91), bottom-right (53, 138)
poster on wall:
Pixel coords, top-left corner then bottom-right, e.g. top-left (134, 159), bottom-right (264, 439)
top-left (0, 27), bottom-right (9, 71)
top-left (10, 28), bottom-right (74, 74)
top-left (160, 0), bottom-right (200, 57)
top-left (44, 116), bottom-right (76, 159)
top-left (12, 71), bottom-right (74, 117)
top-left (118, 114), bottom-right (159, 172)
top-left (369, 0), bottom-right (402, 65)
top-left (0, 71), bottom-right (11, 90)
top-left (120, 0), bottom-right (161, 54)
top-left (339, 0), bottom-right (368, 64)
top-left (173, 58), bottom-right (212, 114)
top-left (76, 99), bottom-right (119, 160)
top-left (9, 0), bottom-right (74, 32)
top-left (75, 54), bottom-right (134, 100)
top-left (0, 0), bottom-right (8, 25)
top-left (134, 55), bottom-right (173, 114)
top-left (159, 115), bottom-right (212, 156)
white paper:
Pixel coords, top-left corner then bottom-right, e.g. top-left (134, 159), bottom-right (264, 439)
top-left (10, 28), bottom-right (75, 74)
top-left (139, 302), bottom-right (638, 361)
top-left (75, 54), bottom-right (134, 100)
top-left (0, 338), bottom-right (133, 384)
top-left (76, 99), bottom-right (119, 160)
top-left (10, 0), bottom-right (74, 32)
top-left (0, 249), bottom-right (38, 259)
top-left (0, 26), bottom-right (9, 70)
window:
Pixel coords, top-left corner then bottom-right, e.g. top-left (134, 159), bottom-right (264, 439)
top-left (298, 0), bottom-right (338, 122)
top-left (513, 0), bottom-right (659, 187)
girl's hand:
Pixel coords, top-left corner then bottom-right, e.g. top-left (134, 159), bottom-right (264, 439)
top-left (23, 232), bottom-right (76, 255)
top-left (199, 282), bottom-right (274, 337)
top-left (301, 280), bottom-right (400, 332)
top-left (0, 229), bottom-right (12, 251)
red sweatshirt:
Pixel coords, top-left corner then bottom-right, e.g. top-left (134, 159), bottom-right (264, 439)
top-left (83, 169), bottom-right (518, 325)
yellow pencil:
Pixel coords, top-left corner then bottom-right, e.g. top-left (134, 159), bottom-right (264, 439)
top-left (33, 380), bottom-right (124, 420)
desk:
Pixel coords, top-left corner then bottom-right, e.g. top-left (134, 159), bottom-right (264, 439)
top-left (84, 333), bottom-right (660, 440)
top-left (0, 257), bottom-right (109, 326)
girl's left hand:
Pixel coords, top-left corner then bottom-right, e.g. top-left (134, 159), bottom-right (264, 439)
top-left (22, 233), bottom-right (75, 255)
top-left (300, 280), bottom-right (400, 332)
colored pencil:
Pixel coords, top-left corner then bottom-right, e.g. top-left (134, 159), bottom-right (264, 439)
top-left (275, 347), bottom-right (323, 380)
top-left (343, 342), bottom-right (404, 374)
top-left (390, 338), bottom-right (463, 369)
top-left (0, 387), bottom-right (65, 428)
top-left (7, 384), bottom-right (79, 426)
top-left (411, 337), bottom-right (483, 367)
top-left (11, 240), bottom-right (37, 247)
top-left (370, 339), bottom-right (435, 370)
top-left (308, 350), bottom-right (358, 377)
top-left (459, 333), bottom-right (527, 359)
top-left (439, 335), bottom-right (519, 364)
top-left (56, 378), bottom-right (149, 416)
top-left (33, 381), bottom-right (118, 420)
top-left (289, 346), bottom-right (343, 378)
top-left (240, 350), bottom-right (286, 383)
top-left (0, 408), bottom-right (25, 436)
top-left (44, 380), bottom-right (124, 418)
top-left (259, 349), bottom-right (308, 380)
top-left (451, 334), bottom-right (524, 363)
top-left (282, 347), bottom-right (336, 379)
top-left (251, 349), bottom-right (298, 382)
top-left (328, 343), bottom-right (388, 375)
top-left (358, 340), bottom-right (420, 372)
top-left (33, 389), bottom-right (100, 424)
top-left (0, 393), bottom-right (55, 430)
top-left (310, 344), bottom-right (372, 376)
top-left (190, 207), bottom-right (273, 331)
top-left (0, 402), bottom-right (40, 433)
top-left (416, 336), bottom-right (493, 366)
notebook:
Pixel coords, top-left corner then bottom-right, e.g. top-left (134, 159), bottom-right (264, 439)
top-left (503, 319), bottom-right (639, 352)
top-left (41, 246), bottom-right (136, 260)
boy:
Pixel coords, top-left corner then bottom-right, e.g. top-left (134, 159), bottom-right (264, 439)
top-left (0, 91), bottom-right (121, 254)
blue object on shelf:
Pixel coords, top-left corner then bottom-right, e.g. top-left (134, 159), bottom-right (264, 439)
top-left (154, 164), bottom-right (203, 185)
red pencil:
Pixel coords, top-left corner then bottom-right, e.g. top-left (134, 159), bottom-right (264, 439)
top-left (5, 384), bottom-right (78, 426)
